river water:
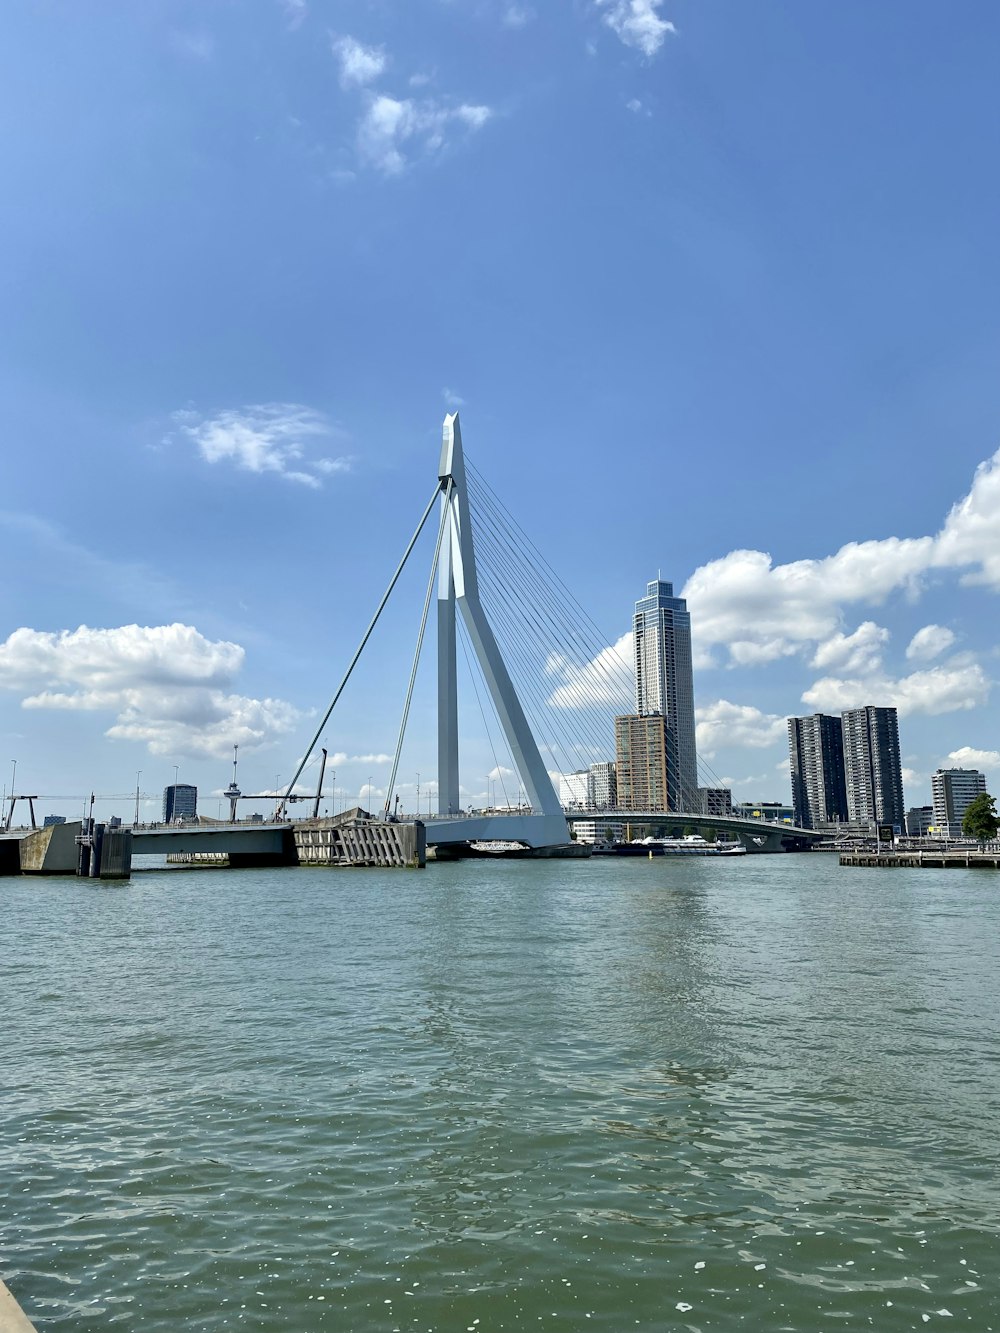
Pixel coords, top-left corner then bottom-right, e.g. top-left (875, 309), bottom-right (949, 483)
top-left (2, 855), bottom-right (998, 1330)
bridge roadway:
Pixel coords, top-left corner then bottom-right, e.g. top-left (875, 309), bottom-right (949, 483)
top-left (566, 809), bottom-right (824, 852)
top-left (131, 821), bottom-right (295, 860)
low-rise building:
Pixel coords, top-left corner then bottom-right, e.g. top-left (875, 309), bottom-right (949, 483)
top-left (733, 800), bottom-right (795, 824)
top-left (905, 806), bottom-right (933, 837)
top-left (698, 787), bottom-right (732, 817)
top-left (569, 817), bottom-right (629, 844)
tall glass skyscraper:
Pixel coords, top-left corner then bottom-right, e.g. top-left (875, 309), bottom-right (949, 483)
top-left (633, 578), bottom-right (698, 810)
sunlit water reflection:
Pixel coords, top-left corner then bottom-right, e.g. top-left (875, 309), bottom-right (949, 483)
top-left (3, 856), bottom-right (998, 1329)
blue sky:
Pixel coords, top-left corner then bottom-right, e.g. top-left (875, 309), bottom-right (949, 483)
top-left (2, 0), bottom-right (1000, 822)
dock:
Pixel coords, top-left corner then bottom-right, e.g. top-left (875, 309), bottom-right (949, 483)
top-left (840, 849), bottom-right (1000, 869)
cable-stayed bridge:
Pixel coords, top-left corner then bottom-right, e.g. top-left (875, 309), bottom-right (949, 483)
top-left (3, 412), bottom-right (823, 872)
top-left (276, 412), bottom-right (821, 856)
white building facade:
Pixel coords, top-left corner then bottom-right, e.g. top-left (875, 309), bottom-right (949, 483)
top-left (931, 768), bottom-right (986, 837)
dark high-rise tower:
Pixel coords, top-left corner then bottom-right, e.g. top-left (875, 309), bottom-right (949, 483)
top-left (633, 578), bottom-right (697, 810)
top-left (841, 706), bottom-right (905, 829)
top-left (788, 713), bottom-right (848, 828)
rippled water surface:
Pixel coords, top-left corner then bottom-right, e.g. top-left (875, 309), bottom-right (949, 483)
top-left (3, 856), bottom-right (999, 1330)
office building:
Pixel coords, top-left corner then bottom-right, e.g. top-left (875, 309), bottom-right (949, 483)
top-left (633, 579), bottom-right (698, 809)
top-left (698, 787), bottom-right (732, 817)
top-left (589, 761), bottom-right (617, 810)
top-left (931, 768), bottom-right (986, 838)
top-left (841, 706), bottom-right (905, 829)
top-left (615, 714), bottom-right (673, 811)
top-left (733, 800), bottom-right (794, 824)
top-left (568, 817), bottom-right (629, 844)
top-left (788, 713), bottom-right (848, 828)
top-left (559, 770), bottom-right (591, 810)
top-left (905, 806), bottom-right (933, 837)
top-left (162, 783), bottom-right (198, 823)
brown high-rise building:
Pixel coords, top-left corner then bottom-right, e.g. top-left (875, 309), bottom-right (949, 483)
top-left (614, 714), bottom-right (674, 811)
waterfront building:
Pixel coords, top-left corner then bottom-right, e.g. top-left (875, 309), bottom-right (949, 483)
top-left (559, 770), bottom-right (591, 810)
top-left (733, 800), bottom-right (794, 824)
top-left (163, 783), bottom-right (198, 823)
top-left (698, 786), bottom-right (733, 817)
top-left (569, 817), bottom-right (629, 844)
top-left (615, 714), bottom-right (673, 811)
top-left (931, 768), bottom-right (986, 838)
top-left (841, 706), bottom-right (905, 829)
top-left (633, 579), bottom-right (698, 810)
top-left (787, 713), bottom-right (848, 829)
top-left (589, 761), bottom-right (617, 810)
top-left (905, 805), bottom-right (933, 837)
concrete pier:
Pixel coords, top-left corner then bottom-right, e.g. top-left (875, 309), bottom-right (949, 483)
top-left (0, 1279), bottom-right (38, 1333)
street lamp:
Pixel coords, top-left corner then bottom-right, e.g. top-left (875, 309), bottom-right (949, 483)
top-left (135, 771), bottom-right (142, 827)
top-left (367, 775), bottom-right (373, 813)
top-left (416, 772), bottom-right (420, 818)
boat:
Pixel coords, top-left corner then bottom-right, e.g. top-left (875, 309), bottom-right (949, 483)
top-left (607, 835), bottom-right (746, 857)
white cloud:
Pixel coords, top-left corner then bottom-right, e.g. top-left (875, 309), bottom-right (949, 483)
top-left (935, 448), bottom-right (1000, 589)
top-left (280, 0), bottom-right (307, 30)
top-left (443, 387), bottom-right (466, 408)
top-left (802, 658), bottom-right (990, 718)
top-left (546, 632), bottom-right (634, 709)
top-left (332, 35), bottom-right (386, 87)
top-left (502, 5), bottom-right (533, 27)
top-left (172, 403), bottom-right (351, 487)
top-left (0, 624), bottom-right (301, 760)
top-left (357, 94), bottom-right (491, 175)
top-left (906, 624), bottom-right (956, 661)
top-left (683, 445), bottom-right (1000, 668)
top-left (946, 746), bottom-right (1000, 771)
top-left (595, 0), bottom-right (676, 56)
top-left (812, 621), bottom-right (889, 675)
top-left (170, 29), bottom-right (214, 61)
top-left (684, 540), bottom-right (932, 668)
top-left (695, 700), bottom-right (786, 760)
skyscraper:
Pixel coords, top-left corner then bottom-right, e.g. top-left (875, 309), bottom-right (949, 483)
top-left (788, 713), bottom-right (848, 829)
top-left (162, 783), bottom-right (198, 823)
top-left (633, 578), bottom-right (697, 810)
top-left (931, 768), bottom-right (986, 837)
top-left (841, 706), bottom-right (905, 829)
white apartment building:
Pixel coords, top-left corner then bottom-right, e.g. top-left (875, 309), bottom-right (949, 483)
top-left (931, 768), bottom-right (986, 837)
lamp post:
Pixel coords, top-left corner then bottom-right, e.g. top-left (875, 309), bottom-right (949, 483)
top-left (367, 775), bottom-right (373, 814)
top-left (416, 772), bottom-right (420, 819)
top-left (135, 771), bottom-right (142, 827)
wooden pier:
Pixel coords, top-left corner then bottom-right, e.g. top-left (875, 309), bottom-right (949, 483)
top-left (840, 849), bottom-right (1000, 869)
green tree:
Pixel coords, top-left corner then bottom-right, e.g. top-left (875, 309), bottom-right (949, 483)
top-left (962, 792), bottom-right (998, 846)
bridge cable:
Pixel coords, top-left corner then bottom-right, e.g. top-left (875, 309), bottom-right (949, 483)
top-left (280, 482), bottom-right (443, 811)
top-left (383, 481), bottom-right (454, 815)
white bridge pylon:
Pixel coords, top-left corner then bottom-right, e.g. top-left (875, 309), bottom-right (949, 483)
top-left (433, 413), bottom-right (569, 849)
top-left (282, 413), bottom-right (570, 849)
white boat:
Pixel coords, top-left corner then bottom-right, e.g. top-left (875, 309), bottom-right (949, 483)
top-left (636, 835), bottom-right (747, 857)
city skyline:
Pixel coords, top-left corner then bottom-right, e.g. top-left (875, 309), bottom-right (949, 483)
top-left (2, 3), bottom-right (1000, 820)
